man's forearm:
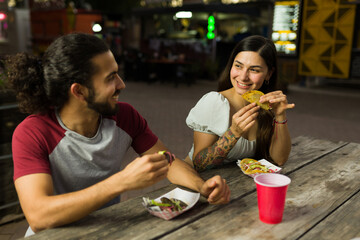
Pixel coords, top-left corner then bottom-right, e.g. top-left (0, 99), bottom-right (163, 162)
top-left (17, 173), bottom-right (125, 232)
top-left (167, 158), bottom-right (205, 193)
top-left (167, 158), bottom-right (231, 204)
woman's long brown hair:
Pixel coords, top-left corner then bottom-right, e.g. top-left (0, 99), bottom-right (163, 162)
top-left (217, 35), bottom-right (277, 162)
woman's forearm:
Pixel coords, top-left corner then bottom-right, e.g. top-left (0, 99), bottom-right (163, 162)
top-left (269, 120), bottom-right (292, 166)
top-left (193, 128), bottom-right (239, 171)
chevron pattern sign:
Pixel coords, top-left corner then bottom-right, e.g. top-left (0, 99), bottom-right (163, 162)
top-left (299, 0), bottom-right (356, 78)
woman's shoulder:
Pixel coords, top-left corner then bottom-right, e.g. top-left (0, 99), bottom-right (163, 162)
top-left (196, 91), bottom-right (228, 107)
top-left (186, 91), bottom-right (231, 134)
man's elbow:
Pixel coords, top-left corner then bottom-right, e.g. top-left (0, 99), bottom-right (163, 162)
top-left (27, 214), bottom-right (58, 233)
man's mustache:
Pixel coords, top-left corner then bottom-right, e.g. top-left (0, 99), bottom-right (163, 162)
top-left (113, 90), bottom-right (121, 96)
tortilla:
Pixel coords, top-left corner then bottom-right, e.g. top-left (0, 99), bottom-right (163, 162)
top-left (239, 158), bottom-right (272, 174)
top-left (242, 90), bottom-right (270, 110)
top-left (158, 151), bottom-right (175, 165)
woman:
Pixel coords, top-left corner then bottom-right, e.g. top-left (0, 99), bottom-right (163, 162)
top-left (185, 35), bottom-right (295, 172)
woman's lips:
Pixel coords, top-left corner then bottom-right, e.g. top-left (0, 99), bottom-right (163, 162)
top-left (237, 81), bottom-right (251, 89)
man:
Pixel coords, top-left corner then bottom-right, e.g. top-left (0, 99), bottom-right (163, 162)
top-left (6, 33), bottom-right (230, 236)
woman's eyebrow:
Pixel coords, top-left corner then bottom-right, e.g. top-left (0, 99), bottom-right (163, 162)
top-left (234, 60), bottom-right (263, 68)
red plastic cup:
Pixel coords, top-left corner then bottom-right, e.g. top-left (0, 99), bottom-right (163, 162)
top-left (254, 173), bottom-right (291, 224)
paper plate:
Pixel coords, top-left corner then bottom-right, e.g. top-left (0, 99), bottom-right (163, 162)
top-left (142, 187), bottom-right (200, 220)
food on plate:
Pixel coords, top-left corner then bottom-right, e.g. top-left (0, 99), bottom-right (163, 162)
top-left (239, 158), bottom-right (275, 174)
top-left (242, 90), bottom-right (270, 110)
top-left (143, 197), bottom-right (188, 212)
top-left (158, 151), bottom-right (175, 165)
top-left (142, 188), bottom-right (200, 220)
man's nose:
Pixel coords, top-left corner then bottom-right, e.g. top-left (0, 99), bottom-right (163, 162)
top-left (116, 75), bottom-right (126, 89)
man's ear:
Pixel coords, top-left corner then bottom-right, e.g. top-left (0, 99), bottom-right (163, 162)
top-left (70, 83), bottom-right (88, 101)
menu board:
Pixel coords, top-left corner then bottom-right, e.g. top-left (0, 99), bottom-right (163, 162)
top-left (272, 1), bottom-right (300, 55)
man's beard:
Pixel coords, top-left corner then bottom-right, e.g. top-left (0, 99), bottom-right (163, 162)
top-left (85, 88), bottom-right (120, 116)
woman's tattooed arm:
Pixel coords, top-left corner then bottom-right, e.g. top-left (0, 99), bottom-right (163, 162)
top-left (193, 128), bottom-right (240, 172)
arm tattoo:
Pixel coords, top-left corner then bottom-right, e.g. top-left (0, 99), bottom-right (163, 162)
top-left (193, 128), bottom-right (240, 172)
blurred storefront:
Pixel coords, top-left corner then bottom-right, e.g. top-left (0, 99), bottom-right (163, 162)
top-left (129, 0), bottom-right (275, 82)
top-left (128, 0), bottom-right (360, 87)
top-left (0, 0), bottom-right (31, 55)
top-left (272, 0), bottom-right (301, 89)
top-left (29, 0), bottom-right (102, 55)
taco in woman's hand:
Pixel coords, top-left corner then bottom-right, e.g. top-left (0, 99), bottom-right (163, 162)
top-left (242, 90), bottom-right (270, 110)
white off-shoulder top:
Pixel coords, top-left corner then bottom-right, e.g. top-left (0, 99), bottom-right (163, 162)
top-left (186, 91), bottom-right (256, 163)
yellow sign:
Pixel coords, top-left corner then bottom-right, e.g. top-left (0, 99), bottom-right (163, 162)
top-left (299, 0), bottom-right (356, 78)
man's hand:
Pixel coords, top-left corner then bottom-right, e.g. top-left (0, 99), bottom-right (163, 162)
top-left (142, 139), bottom-right (230, 204)
top-left (200, 175), bottom-right (230, 204)
top-left (120, 153), bottom-right (169, 191)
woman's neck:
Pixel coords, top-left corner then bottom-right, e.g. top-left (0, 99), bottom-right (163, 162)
top-left (221, 88), bottom-right (247, 112)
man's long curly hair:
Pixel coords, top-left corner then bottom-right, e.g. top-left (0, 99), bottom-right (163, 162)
top-left (5, 33), bottom-right (109, 114)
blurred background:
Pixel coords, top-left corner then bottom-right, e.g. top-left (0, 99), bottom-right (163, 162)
top-left (0, 0), bottom-right (359, 237)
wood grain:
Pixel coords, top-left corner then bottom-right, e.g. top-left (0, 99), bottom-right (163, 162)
top-left (300, 191), bottom-right (360, 240)
top-left (161, 142), bottom-right (360, 240)
top-left (26, 136), bottom-right (358, 240)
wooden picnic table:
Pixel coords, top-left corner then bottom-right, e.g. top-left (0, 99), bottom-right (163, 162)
top-left (26, 136), bottom-right (360, 240)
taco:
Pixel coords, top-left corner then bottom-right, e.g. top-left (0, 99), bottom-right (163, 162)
top-left (158, 151), bottom-right (175, 165)
top-left (242, 90), bottom-right (270, 110)
top-left (239, 158), bottom-right (273, 174)
top-left (239, 158), bottom-right (257, 172)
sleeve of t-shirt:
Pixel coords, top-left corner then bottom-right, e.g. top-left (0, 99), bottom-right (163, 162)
top-left (12, 117), bottom-right (52, 181)
top-left (116, 102), bottom-right (158, 154)
top-left (186, 91), bottom-right (230, 136)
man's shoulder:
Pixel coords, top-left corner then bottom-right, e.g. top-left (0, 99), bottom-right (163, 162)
top-left (117, 102), bottom-right (136, 113)
top-left (19, 111), bottom-right (56, 127)
top-left (106, 102), bottom-right (139, 121)
top-left (102, 102), bottom-right (140, 129)
top-left (15, 111), bottom-right (63, 137)
top-left (104, 101), bottom-right (152, 139)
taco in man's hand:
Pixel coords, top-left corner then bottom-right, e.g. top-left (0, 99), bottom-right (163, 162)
top-left (158, 151), bottom-right (175, 165)
top-left (239, 158), bottom-right (273, 174)
top-left (242, 90), bottom-right (270, 110)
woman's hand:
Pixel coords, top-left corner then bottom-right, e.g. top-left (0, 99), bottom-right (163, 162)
top-left (259, 91), bottom-right (295, 118)
top-left (230, 102), bottom-right (260, 138)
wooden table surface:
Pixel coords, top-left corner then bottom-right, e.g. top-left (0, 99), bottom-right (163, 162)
top-left (26, 136), bottom-right (360, 240)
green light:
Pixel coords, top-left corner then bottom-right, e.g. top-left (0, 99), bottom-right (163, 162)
top-left (208, 16), bottom-right (215, 25)
top-left (207, 15), bottom-right (215, 40)
top-left (207, 32), bottom-right (215, 39)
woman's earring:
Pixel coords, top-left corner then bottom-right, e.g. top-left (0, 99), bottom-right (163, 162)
top-left (265, 79), bottom-right (270, 85)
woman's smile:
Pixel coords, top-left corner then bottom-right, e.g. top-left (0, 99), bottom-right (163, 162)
top-left (236, 81), bottom-right (252, 89)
